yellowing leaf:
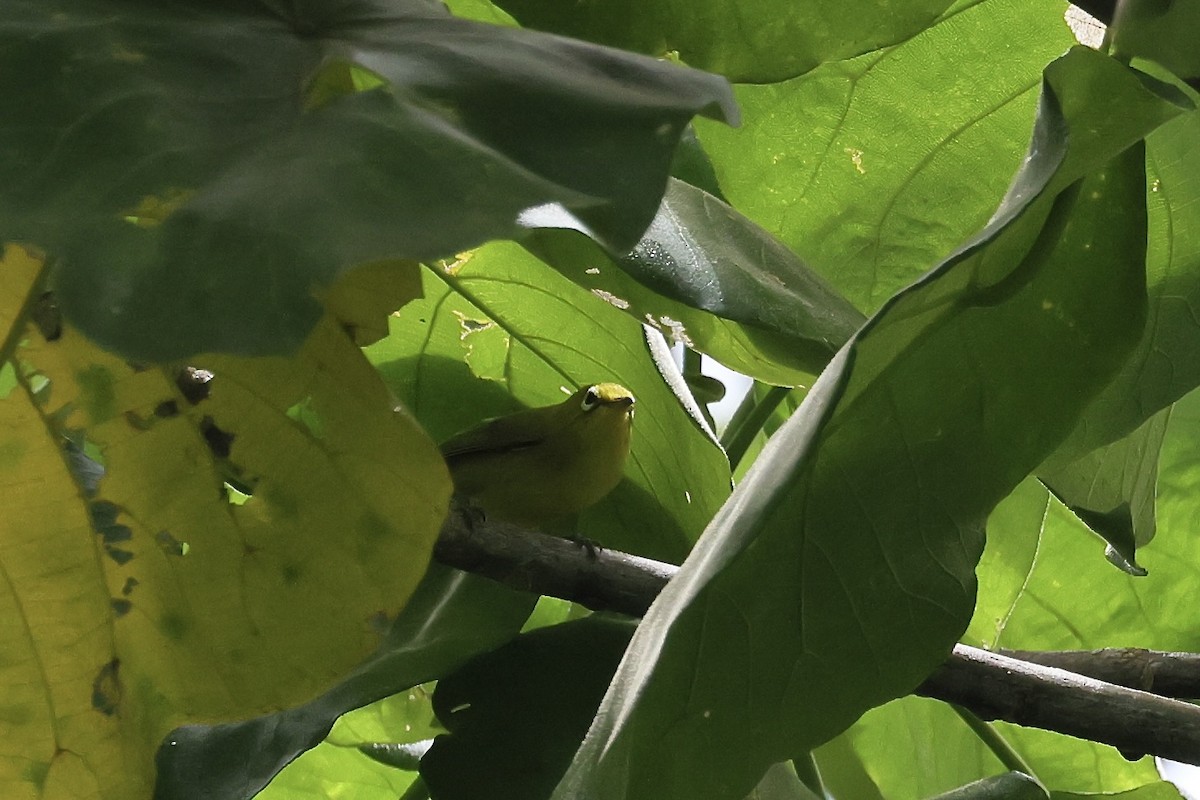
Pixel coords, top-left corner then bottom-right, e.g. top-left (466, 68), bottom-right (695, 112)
top-left (321, 259), bottom-right (424, 347)
top-left (1, 247), bottom-right (140, 798)
top-left (0, 244), bottom-right (46, 354)
top-left (1, 244), bottom-right (449, 798)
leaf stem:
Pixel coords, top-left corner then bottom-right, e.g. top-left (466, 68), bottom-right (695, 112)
top-left (950, 704), bottom-right (1044, 789)
top-left (721, 384), bottom-right (793, 470)
top-left (682, 347), bottom-right (718, 432)
top-left (0, 247), bottom-right (52, 369)
top-left (791, 752), bottom-right (827, 797)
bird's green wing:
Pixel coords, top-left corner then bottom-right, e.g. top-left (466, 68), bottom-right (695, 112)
top-left (439, 406), bottom-right (551, 459)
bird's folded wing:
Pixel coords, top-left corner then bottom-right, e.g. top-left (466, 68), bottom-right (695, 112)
top-left (439, 408), bottom-right (548, 459)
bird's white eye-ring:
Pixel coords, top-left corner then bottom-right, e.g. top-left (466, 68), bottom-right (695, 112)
top-left (581, 386), bottom-right (601, 411)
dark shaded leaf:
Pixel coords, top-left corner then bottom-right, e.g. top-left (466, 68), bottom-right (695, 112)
top-left (528, 176), bottom-right (867, 386)
top-left (489, 0), bottom-right (958, 83)
top-left (154, 566), bottom-right (536, 800)
top-left (1113, 2), bottom-right (1200, 80)
top-left (421, 615), bottom-right (636, 800)
top-left (0, 0), bottom-right (736, 360)
top-left (621, 179), bottom-right (865, 369)
top-left (1047, 74), bottom-right (1200, 460)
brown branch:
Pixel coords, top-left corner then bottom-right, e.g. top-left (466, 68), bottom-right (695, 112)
top-left (432, 511), bottom-right (1200, 765)
top-left (433, 508), bottom-right (673, 619)
top-left (997, 648), bottom-right (1200, 699)
top-left (919, 646), bottom-right (1200, 763)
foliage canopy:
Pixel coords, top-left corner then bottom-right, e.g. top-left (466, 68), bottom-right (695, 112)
top-left (3, 1), bottom-right (1200, 799)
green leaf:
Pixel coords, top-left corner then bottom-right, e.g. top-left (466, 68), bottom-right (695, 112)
top-left (821, 687), bottom-right (1170, 798)
top-left (964, 477), bottom-right (1046, 650)
top-left (0, 252), bottom-right (139, 797)
top-left (961, 473), bottom-right (1200, 793)
top-left (622, 178), bottom-right (865, 367)
top-left (156, 566), bottom-right (536, 800)
top-left (530, 177), bottom-right (866, 385)
top-left (551, 48), bottom-right (1179, 800)
top-left (1051, 787), bottom-right (1185, 800)
top-left (364, 242), bottom-right (733, 562)
top-left (0, 245), bottom-right (48, 367)
top-left (1048, 76), bottom-right (1200, 459)
top-left (0, 0), bottom-right (736, 361)
top-left (527, 230), bottom-right (820, 388)
top-left (997, 721), bottom-right (1166, 797)
top-left (251, 744), bottom-right (419, 800)
top-left (421, 615), bottom-right (636, 800)
top-left (442, 0), bottom-right (518, 25)
top-left (489, 0), bottom-right (959, 83)
top-left (1040, 410), bottom-right (1170, 576)
top-left (695, 0), bottom-right (1078, 313)
top-left (1113, 1), bottom-right (1200, 80)
top-left (824, 697), bottom-right (1005, 799)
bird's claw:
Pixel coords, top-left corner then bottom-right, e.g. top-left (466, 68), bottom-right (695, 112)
top-left (569, 535), bottom-right (602, 560)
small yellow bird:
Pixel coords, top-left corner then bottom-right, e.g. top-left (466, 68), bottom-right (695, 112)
top-left (440, 383), bottom-right (635, 527)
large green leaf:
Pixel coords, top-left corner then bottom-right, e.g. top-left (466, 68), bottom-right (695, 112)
top-left (695, 0), bottom-right (1077, 314)
top-left (0, 0), bottom-right (736, 361)
top-left (0, 248), bottom-right (131, 799)
top-left (365, 241), bottom-right (733, 562)
top-left (156, 566), bottom-right (535, 800)
top-left (421, 616), bottom-right (825, 800)
top-left (818, 697), bottom-right (1004, 799)
top-left (956, 391), bottom-right (1200, 796)
top-left (1048, 77), bottom-right (1200, 459)
top-left (965, 477), bottom-right (1046, 650)
top-left (968, 387), bottom-right (1200, 665)
top-left (489, 0), bottom-right (958, 83)
top-left (551, 49), bottom-right (1181, 800)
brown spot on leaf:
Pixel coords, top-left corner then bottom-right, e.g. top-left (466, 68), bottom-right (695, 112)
top-left (91, 659), bottom-right (121, 716)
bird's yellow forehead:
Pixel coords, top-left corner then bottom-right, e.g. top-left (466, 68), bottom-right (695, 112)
top-left (589, 383), bottom-right (635, 404)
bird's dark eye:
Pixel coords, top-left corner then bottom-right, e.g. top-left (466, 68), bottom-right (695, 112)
top-left (580, 387), bottom-right (600, 411)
